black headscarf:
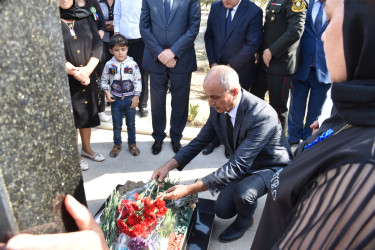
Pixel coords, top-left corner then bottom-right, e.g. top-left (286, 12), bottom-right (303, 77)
top-left (59, 0), bottom-right (90, 20)
top-left (331, 0), bottom-right (375, 126)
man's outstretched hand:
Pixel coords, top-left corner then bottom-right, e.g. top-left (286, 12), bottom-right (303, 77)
top-left (163, 181), bottom-right (208, 201)
top-left (151, 159), bottom-right (179, 183)
top-left (163, 185), bottom-right (191, 200)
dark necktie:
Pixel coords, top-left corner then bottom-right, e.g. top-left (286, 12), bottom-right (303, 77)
top-left (164, 0), bottom-right (171, 23)
top-left (226, 113), bottom-right (234, 149)
top-left (312, 1), bottom-right (324, 67)
top-left (225, 8), bottom-right (233, 37)
top-left (315, 1), bottom-right (324, 33)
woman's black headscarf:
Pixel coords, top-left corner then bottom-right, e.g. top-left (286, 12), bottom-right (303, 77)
top-left (331, 0), bottom-right (375, 126)
top-left (342, 0), bottom-right (375, 80)
top-left (59, 0), bottom-right (90, 20)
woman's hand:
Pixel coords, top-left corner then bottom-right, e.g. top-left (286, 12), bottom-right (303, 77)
top-left (65, 62), bottom-right (79, 76)
top-left (105, 21), bottom-right (114, 32)
top-left (98, 30), bottom-right (105, 39)
top-left (72, 67), bottom-right (90, 85)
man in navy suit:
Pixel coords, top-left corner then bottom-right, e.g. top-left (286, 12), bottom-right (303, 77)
top-left (152, 66), bottom-right (291, 242)
top-left (205, 0), bottom-right (263, 91)
top-left (140, 0), bottom-right (201, 154)
top-left (202, 0), bottom-right (263, 155)
top-left (287, 0), bottom-right (331, 145)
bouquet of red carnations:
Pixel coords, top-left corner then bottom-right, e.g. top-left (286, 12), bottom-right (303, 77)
top-left (117, 193), bottom-right (168, 238)
top-left (99, 180), bottom-right (197, 250)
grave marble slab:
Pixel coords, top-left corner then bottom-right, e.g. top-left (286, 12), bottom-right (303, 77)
top-left (0, 0), bottom-right (86, 241)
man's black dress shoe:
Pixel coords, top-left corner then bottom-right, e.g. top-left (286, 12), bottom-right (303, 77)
top-left (139, 108), bottom-right (149, 117)
top-left (202, 141), bottom-right (220, 155)
top-left (219, 217), bottom-right (254, 243)
top-left (152, 140), bottom-right (163, 155)
top-left (171, 141), bottom-right (181, 153)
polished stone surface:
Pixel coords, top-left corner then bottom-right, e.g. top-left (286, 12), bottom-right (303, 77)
top-left (187, 199), bottom-right (216, 250)
top-left (0, 0), bottom-right (86, 240)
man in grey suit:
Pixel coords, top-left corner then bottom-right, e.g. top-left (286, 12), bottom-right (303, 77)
top-left (140, 0), bottom-right (201, 155)
top-left (152, 66), bottom-right (291, 242)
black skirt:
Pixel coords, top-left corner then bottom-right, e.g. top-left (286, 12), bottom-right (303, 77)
top-left (69, 75), bottom-right (100, 128)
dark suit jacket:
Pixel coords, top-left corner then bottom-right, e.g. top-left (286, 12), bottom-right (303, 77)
top-left (174, 90), bottom-right (292, 195)
top-left (261, 0), bottom-right (307, 75)
top-left (294, 0), bottom-right (330, 83)
top-left (204, 0), bottom-right (263, 88)
top-left (139, 0), bottom-right (201, 74)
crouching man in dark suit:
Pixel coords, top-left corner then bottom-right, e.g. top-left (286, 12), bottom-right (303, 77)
top-left (152, 66), bottom-right (292, 242)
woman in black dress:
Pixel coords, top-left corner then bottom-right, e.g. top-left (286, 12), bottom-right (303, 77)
top-left (76, 0), bottom-right (110, 122)
top-left (60, 0), bottom-right (105, 170)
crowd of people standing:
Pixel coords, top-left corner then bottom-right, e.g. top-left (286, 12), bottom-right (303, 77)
top-left (2, 0), bottom-right (371, 249)
top-left (60, 0), bottom-right (334, 170)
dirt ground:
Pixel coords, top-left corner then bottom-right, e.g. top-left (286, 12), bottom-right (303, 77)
top-left (186, 70), bottom-right (210, 128)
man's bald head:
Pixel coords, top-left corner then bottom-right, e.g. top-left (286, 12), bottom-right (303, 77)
top-left (203, 65), bottom-right (241, 92)
top-left (203, 66), bottom-right (241, 113)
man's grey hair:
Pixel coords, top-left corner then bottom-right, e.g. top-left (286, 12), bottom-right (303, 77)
top-left (204, 65), bottom-right (241, 91)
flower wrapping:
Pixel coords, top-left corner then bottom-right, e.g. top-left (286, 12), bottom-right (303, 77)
top-left (99, 180), bottom-right (198, 250)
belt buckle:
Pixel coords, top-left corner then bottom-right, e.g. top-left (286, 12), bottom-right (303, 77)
top-left (120, 96), bottom-right (125, 100)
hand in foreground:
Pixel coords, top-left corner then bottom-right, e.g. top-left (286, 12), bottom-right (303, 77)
top-left (0, 195), bottom-right (108, 250)
top-left (310, 120), bottom-right (320, 135)
top-left (130, 96), bottom-right (139, 109)
top-left (163, 185), bottom-right (190, 200)
top-left (262, 48), bottom-right (272, 68)
top-left (158, 49), bottom-right (175, 65)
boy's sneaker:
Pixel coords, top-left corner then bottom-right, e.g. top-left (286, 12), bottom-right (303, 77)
top-left (99, 112), bottom-right (110, 122)
top-left (129, 144), bottom-right (140, 156)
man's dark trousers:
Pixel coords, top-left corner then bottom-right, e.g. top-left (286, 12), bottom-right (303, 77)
top-left (253, 70), bottom-right (293, 131)
top-left (150, 72), bottom-right (191, 142)
top-left (288, 70), bottom-right (331, 142)
top-left (215, 172), bottom-right (275, 225)
top-left (127, 38), bottom-right (149, 111)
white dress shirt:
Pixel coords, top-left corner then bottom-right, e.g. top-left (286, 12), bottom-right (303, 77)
top-left (163, 0), bottom-right (174, 9)
top-left (226, 90), bottom-right (242, 126)
top-left (226, 0), bottom-right (242, 20)
top-left (113, 0), bottom-right (142, 39)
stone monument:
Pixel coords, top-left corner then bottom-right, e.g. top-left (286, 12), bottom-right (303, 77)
top-left (0, 0), bottom-right (86, 241)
